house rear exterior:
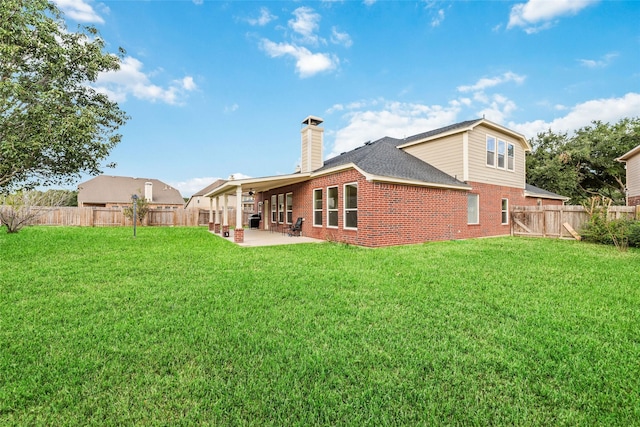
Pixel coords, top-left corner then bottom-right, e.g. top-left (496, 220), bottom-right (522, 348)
top-left (618, 144), bottom-right (640, 206)
top-left (205, 117), bottom-right (567, 247)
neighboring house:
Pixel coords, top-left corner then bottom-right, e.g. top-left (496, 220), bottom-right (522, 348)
top-left (77, 175), bottom-right (184, 209)
top-left (617, 144), bottom-right (640, 206)
top-left (205, 116), bottom-right (567, 247)
top-left (185, 179), bottom-right (255, 212)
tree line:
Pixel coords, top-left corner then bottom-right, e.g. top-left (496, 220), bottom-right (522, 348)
top-left (526, 117), bottom-right (640, 206)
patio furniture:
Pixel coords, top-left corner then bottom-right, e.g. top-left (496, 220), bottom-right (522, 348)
top-left (249, 213), bottom-right (261, 229)
top-left (288, 217), bottom-right (303, 237)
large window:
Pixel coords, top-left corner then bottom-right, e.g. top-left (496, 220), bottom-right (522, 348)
top-left (468, 194), bottom-right (479, 224)
top-left (286, 193), bottom-right (293, 224)
top-left (278, 194), bottom-right (284, 223)
top-left (313, 189), bottom-right (322, 226)
top-left (327, 186), bottom-right (338, 228)
top-left (507, 143), bottom-right (515, 171)
top-left (344, 183), bottom-right (358, 229)
top-left (501, 198), bottom-right (509, 225)
top-left (271, 195), bottom-right (277, 223)
top-left (486, 136), bottom-right (496, 167)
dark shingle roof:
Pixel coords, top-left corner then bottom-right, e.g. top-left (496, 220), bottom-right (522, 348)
top-left (318, 136), bottom-right (469, 188)
top-left (401, 119), bottom-right (481, 145)
top-left (525, 184), bottom-right (569, 200)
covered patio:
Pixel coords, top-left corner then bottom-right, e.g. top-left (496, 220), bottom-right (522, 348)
top-left (203, 173), bottom-right (311, 244)
top-left (210, 228), bottom-right (324, 247)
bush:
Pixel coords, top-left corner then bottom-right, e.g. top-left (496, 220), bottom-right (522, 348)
top-left (629, 221), bottom-right (640, 248)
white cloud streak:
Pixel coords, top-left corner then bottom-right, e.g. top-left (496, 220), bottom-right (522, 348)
top-left (578, 52), bottom-right (619, 68)
top-left (247, 7), bottom-right (277, 26)
top-left (289, 6), bottom-right (322, 45)
top-left (457, 72), bottom-right (526, 93)
top-left (508, 0), bottom-right (598, 33)
top-left (260, 39), bottom-right (338, 78)
top-left (94, 56), bottom-right (197, 105)
top-left (53, 0), bottom-right (105, 24)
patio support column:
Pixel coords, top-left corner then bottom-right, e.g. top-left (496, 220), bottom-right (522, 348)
top-left (208, 197), bottom-right (214, 231)
top-left (214, 196), bottom-right (220, 233)
top-left (222, 194), bottom-right (229, 236)
top-left (234, 186), bottom-right (244, 243)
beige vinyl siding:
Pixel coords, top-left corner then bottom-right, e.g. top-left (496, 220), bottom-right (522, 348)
top-left (402, 133), bottom-right (464, 180)
top-left (467, 124), bottom-right (525, 188)
top-left (626, 154), bottom-right (640, 198)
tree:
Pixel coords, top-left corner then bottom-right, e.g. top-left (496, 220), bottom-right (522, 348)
top-left (0, 189), bottom-right (68, 233)
top-left (122, 195), bottom-right (149, 225)
top-left (526, 117), bottom-right (640, 205)
top-left (0, 0), bottom-right (128, 193)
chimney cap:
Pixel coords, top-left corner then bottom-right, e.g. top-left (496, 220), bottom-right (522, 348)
top-left (302, 115), bottom-right (323, 127)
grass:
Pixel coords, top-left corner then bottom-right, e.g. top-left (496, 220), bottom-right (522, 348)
top-left (1, 226), bottom-right (639, 426)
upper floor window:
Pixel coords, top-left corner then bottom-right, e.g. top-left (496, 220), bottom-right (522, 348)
top-left (507, 143), bottom-right (515, 171)
top-left (313, 189), bottom-right (322, 227)
top-left (487, 135), bottom-right (515, 172)
top-left (344, 183), bottom-right (358, 229)
top-left (486, 136), bottom-right (496, 167)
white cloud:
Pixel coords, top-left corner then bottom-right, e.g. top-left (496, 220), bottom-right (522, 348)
top-left (94, 56), bottom-right (196, 105)
top-left (289, 6), bottom-right (322, 45)
top-left (260, 39), bottom-right (338, 78)
top-left (192, 0), bottom-right (204, 5)
top-left (508, 0), bottom-right (598, 32)
top-left (224, 103), bottom-right (239, 113)
top-left (363, 0), bottom-right (377, 5)
top-left (457, 72), bottom-right (526, 93)
top-left (247, 7), bottom-right (277, 26)
top-left (431, 9), bottom-right (445, 27)
top-left (331, 27), bottom-right (353, 47)
top-left (328, 100), bottom-right (462, 157)
top-left (509, 92), bottom-right (640, 139)
top-left (578, 52), bottom-right (618, 68)
top-left (53, 0), bottom-right (105, 24)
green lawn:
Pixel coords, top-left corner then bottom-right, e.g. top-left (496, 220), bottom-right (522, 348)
top-left (1, 227), bottom-right (639, 425)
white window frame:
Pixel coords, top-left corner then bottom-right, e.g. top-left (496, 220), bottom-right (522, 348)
top-left (507, 143), bottom-right (515, 171)
top-left (327, 186), bottom-right (338, 228)
top-left (271, 195), bottom-right (277, 223)
top-left (468, 193), bottom-right (479, 225)
top-left (285, 192), bottom-right (293, 224)
top-left (343, 182), bottom-right (358, 230)
top-left (277, 193), bottom-right (284, 223)
top-left (497, 139), bottom-right (506, 169)
top-left (486, 136), bottom-right (496, 167)
top-left (313, 188), bottom-right (323, 227)
top-left (501, 198), bottom-right (509, 225)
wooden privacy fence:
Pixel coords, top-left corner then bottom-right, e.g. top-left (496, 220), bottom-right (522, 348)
top-left (4, 207), bottom-right (255, 228)
top-left (511, 205), bottom-right (639, 239)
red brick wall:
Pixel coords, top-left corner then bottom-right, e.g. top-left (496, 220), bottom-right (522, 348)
top-left (629, 195), bottom-right (640, 207)
top-left (259, 170), bottom-right (564, 247)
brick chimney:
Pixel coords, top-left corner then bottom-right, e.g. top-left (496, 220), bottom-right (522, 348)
top-left (144, 181), bottom-right (153, 202)
top-left (300, 116), bottom-right (324, 173)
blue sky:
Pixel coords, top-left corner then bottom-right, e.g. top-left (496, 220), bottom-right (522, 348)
top-left (54, 0), bottom-right (640, 197)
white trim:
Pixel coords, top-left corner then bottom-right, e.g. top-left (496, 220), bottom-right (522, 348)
top-left (327, 185), bottom-right (339, 228)
top-left (501, 198), bottom-right (509, 225)
top-left (312, 188), bottom-right (323, 227)
top-left (285, 192), bottom-right (293, 224)
top-left (467, 193), bottom-right (479, 225)
top-left (343, 182), bottom-right (358, 230)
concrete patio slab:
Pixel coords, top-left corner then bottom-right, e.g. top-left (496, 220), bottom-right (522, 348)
top-left (210, 228), bottom-right (325, 247)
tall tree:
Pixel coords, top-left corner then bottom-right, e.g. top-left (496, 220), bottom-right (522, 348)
top-left (526, 117), bottom-right (640, 205)
top-left (0, 0), bottom-right (128, 193)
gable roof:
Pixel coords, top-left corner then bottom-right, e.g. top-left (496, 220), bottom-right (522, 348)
top-left (317, 136), bottom-right (470, 189)
top-left (77, 175), bottom-right (184, 205)
top-left (185, 179), bottom-right (228, 208)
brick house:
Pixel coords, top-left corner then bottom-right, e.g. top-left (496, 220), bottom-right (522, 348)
top-left (204, 116), bottom-right (567, 247)
top-left (77, 175), bottom-right (184, 209)
top-left (618, 144), bottom-right (640, 206)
